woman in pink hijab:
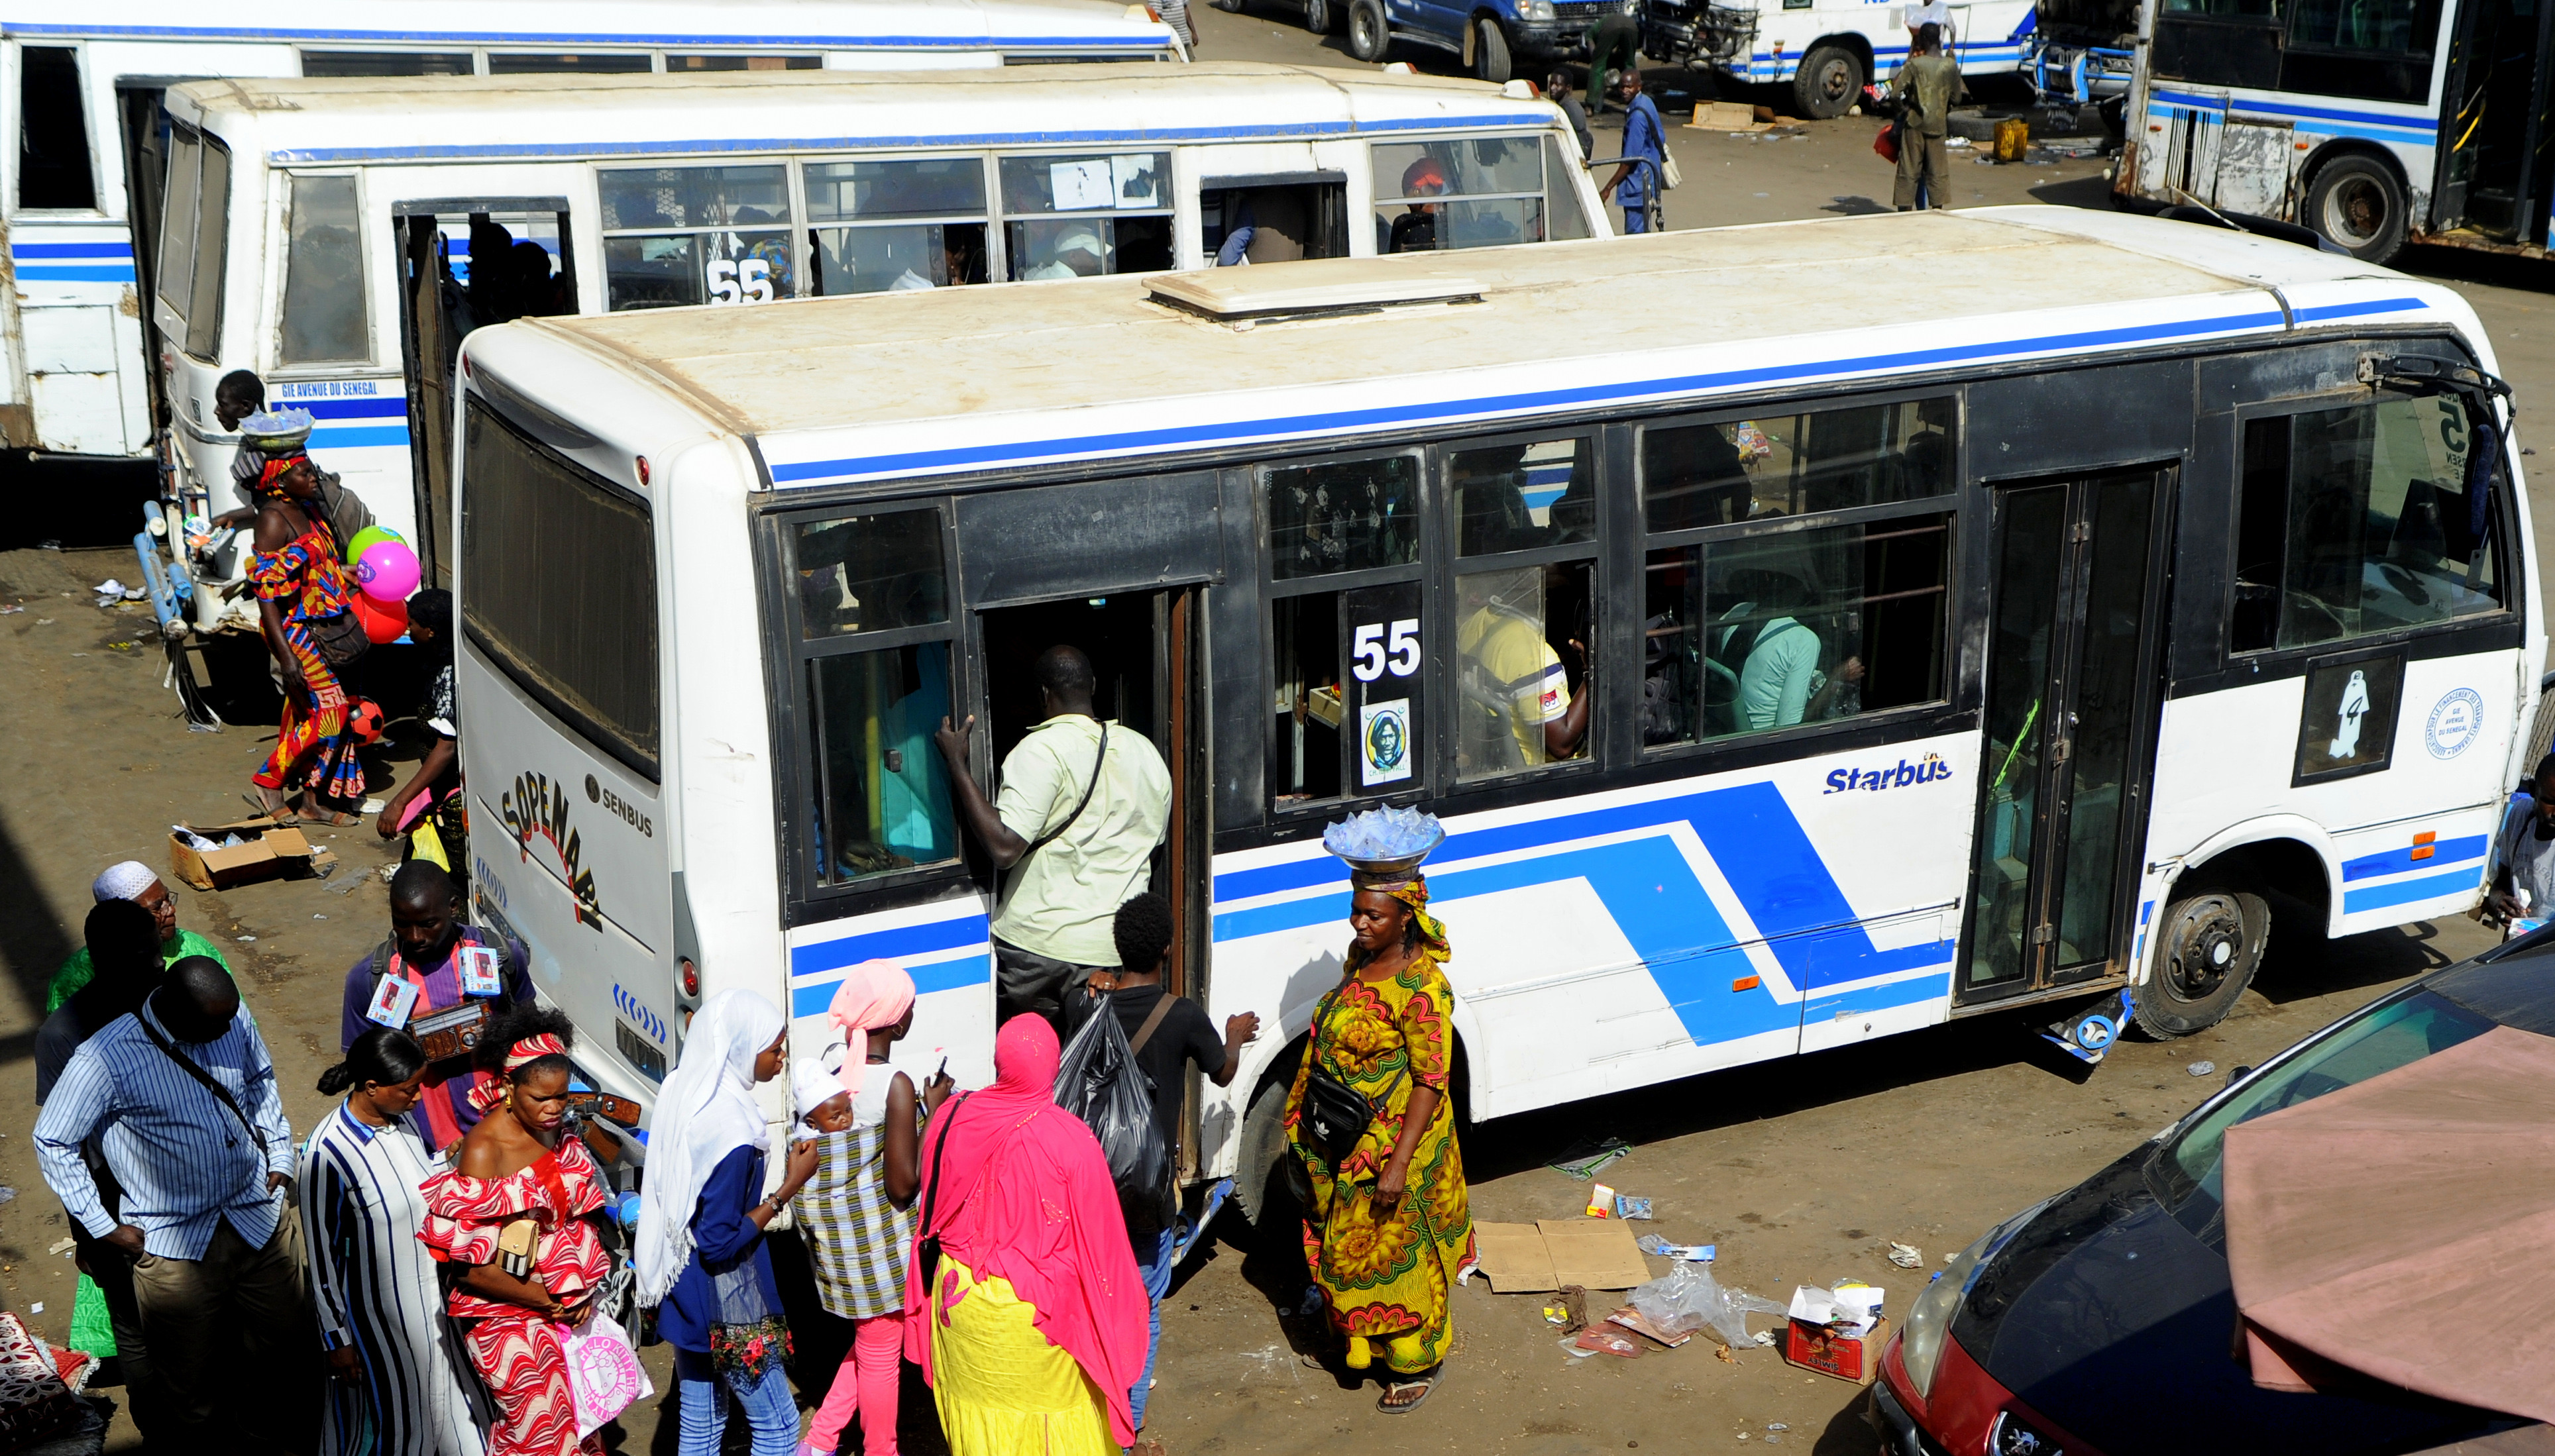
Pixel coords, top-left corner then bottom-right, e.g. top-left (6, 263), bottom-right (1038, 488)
top-left (904, 1015), bottom-right (1148, 1455)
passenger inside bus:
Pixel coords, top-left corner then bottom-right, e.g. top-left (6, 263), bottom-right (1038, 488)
top-left (1709, 574), bottom-right (1863, 733)
top-left (1456, 566), bottom-right (1590, 774)
top-left (1387, 158), bottom-right (1450, 253)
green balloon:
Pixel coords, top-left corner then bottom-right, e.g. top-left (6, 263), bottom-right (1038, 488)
top-left (345, 525), bottom-right (402, 564)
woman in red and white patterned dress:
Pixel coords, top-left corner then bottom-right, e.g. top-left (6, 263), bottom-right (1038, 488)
top-left (419, 1008), bottom-right (612, 1455)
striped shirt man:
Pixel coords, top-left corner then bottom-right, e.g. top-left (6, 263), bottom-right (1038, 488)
top-left (34, 1002), bottom-right (295, 1260)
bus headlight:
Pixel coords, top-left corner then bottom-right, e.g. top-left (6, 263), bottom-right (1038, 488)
top-left (1900, 1197), bottom-right (2052, 1398)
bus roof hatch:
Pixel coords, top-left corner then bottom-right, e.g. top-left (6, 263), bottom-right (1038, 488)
top-left (1148, 260), bottom-right (1483, 325)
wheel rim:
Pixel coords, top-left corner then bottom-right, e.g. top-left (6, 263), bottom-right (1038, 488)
top-left (1817, 59), bottom-right (1854, 103)
top-left (1353, 9), bottom-right (1378, 48)
top-left (2320, 174), bottom-right (2390, 248)
top-left (2164, 899), bottom-right (2245, 1003)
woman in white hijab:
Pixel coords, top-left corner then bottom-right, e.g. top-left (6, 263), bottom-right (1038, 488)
top-left (635, 990), bottom-right (815, 1456)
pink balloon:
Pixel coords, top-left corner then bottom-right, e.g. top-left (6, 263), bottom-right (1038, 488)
top-left (356, 539), bottom-right (419, 603)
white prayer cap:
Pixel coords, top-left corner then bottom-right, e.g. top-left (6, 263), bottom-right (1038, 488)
top-left (792, 1056), bottom-right (851, 1139)
top-left (92, 861), bottom-right (159, 904)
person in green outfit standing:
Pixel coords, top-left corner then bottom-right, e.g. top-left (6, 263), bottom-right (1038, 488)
top-left (47, 861), bottom-right (231, 1013)
top-left (1892, 23), bottom-right (1966, 211)
top-left (46, 860), bottom-right (237, 1375)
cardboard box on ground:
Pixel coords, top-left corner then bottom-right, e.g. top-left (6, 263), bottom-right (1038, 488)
top-left (168, 815), bottom-right (338, 890)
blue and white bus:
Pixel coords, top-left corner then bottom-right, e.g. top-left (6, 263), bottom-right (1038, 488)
top-left (0, 0), bottom-right (1181, 462)
top-left (146, 64), bottom-right (1597, 643)
top-left (1641, 0), bottom-right (2036, 119)
top-left (2116, 0), bottom-right (2555, 262)
top-left (449, 208), bottom-right (2540, 1226)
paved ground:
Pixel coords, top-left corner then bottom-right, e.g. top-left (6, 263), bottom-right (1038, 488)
top-left (0, 18), bottom-right (2548, 1453)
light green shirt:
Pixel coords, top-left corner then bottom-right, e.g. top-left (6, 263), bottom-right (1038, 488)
top-left (47, 929), bottom-right (233, 1014)
top-left (990, 715), bottom-right (1172, 965)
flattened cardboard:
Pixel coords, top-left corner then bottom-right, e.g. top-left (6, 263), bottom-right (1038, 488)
top-left (1538, 1218), bottom-right (1653, 1290)
top-left (1472, 1222), bottom-right (1560, 1293)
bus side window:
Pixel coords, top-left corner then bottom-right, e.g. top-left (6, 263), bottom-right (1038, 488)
top-left (1448, 436), bottom-right (1597, 782)
top-left (1264, 454), bottom-right (1423, 807)
top-left (600, 165), bottom-right (794, 311)
top-left (1638, 397), bottom-right (1955, 747)
top-left (806, 158), bottom-right (991, 295)
top-left (997, 152), bottom-right (1172, 280)
top-left (17, 47), bottom-right (97, 211)
top-left (2230, 395), bottom-right (2505, 653)
top-left (280, 174), bottom-right (370, 365)
top-left (1543, 134), bottom-right (1592, 242)
top-left (783, 510), bottom-right (962, 887)
top-left (169, 135), bottom-right (232, 363)
top-left (1370, 136), bottom-right (1548, 254)
top-left (158, 127), bottom-right (204, 331)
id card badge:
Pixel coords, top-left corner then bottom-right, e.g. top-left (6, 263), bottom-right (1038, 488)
top-left (458, 945), bottom-right (504, 998)
top-left (366, 974), bottom-right (421, 1030)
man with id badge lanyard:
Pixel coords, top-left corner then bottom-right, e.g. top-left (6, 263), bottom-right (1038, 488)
top-left (337, 862), bottom-right (533, 1153)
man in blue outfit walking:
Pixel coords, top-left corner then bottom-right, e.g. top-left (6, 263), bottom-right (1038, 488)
top-left (1600, 68), bottom-right (1667, 233)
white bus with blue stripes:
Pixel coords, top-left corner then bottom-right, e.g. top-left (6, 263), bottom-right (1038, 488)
top-left (0, 0), bottom-right (1181, 466)
top-left (140, 63), bottom-right (1600, 656)
top-left (441, 206), bottom-right (2540, 1211)
top-left (1640, 0), bottom-right (2035, 119)
top-left (2115, 0), bottom-right (2554, 263)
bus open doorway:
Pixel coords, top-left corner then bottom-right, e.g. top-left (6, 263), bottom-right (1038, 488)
top-left (2433, 0), bottom-right (2555, 244)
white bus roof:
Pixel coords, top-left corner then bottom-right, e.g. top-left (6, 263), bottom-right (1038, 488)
top-left (470, 207), bottom-right (2487, 491)
top-left (3, 0), bottom-right (1176, 56)
top-left (167, 62), bottom-right (1557, 166)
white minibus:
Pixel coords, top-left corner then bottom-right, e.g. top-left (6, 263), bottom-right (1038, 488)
top-left (447, 210), bottom-right (2540, 1225)
top-left (0, 0), bottom-right (1181, 460)
top-left (145, 63), bottom-right (1600, 649)
top-left (1639, 0), bottom-right (2035, 118)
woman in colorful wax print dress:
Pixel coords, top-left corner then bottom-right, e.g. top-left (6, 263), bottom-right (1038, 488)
top-left (1284, 869), bottom-right (1478, 1414)
top-left (301, 1027), bottom-right (487, 1456)
top-left (246, 425), bottom-right (372, 825)
top-left (419, 1007), bottom-right (613, 1456)
top-left (633, 990), bottom-right (815, 1456)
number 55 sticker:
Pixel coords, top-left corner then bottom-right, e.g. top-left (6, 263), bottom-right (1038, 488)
top-left (1350, 619), bottom-right (1421, 682)
top-left (705, 256), bottom-right (775, 305)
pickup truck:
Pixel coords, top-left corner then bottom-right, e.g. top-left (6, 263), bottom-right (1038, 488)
top-left (1278, 0), bottom-right (1638, 84)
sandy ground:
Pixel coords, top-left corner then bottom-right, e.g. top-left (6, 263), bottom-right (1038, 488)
top-left (0, 17), bottom-right (2547, 1452)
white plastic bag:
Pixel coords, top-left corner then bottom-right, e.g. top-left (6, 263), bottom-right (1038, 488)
top-left (1628, 1261), bottom-right (1787, 1349)
top-left (561, 1310), bottom-right (653, 1439)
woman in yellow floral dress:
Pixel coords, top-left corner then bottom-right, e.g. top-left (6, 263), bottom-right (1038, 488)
top-left (1284, 870), bottom-right (1477, 1413)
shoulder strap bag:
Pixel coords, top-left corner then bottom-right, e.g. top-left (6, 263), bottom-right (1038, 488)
top-left (1296, 986), bottom-right (1407, 1167)
top-left (912, 1092), bottom-right (973, 1298)
top-left (1022, 722), bottom-right (1109, 857)
top-left (134, 1014), bottom-right (270, 1170)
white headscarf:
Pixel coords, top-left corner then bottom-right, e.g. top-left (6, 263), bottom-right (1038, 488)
top-left (93, 861), bottom-right (158, 903)
top-left (633, 989), bottom-right (788, 1307)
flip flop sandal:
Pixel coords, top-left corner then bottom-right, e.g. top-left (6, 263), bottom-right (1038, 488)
top-left (245, 789), bottom-right (301, 826)
top-left (1376, 1365), bottom-right (1441, 1415)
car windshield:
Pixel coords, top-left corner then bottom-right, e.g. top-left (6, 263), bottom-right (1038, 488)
top-left (2149, 989), bottom-right (2494, 1226)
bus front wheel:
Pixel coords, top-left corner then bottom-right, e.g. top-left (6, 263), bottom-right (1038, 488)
top-left (1792, 44), bottom-right (1863, 121)
top-left (2305, 155), bottom-right (2408, 264)
top-left (2135, 884), bottom-right (2269, 1038)
top-left (1347, 0), bottom-right (1391, 62)
top-left (1303, 0), bottom-right (1336, 34)
top-left (1233, 1041), bottom-right (1307, 1239)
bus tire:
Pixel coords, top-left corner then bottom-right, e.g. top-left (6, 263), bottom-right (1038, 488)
top-left (1303, 0), bottom-right (1336, 34)
top-left (1232, 1039), bottom-right (1307, 1237)
top-left (2134, 884), bottom-right (2269, 1039)
top-left (2303, 154), bottom-right (2408, 264)
top-left (1792, 44), bottom-right (1863, 121)
top-left (1347, 0), bottom-right (1391, 62)
top-left (1474, 17), bottom-right (1513, 83)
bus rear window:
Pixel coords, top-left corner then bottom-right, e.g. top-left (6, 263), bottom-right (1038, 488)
top-left (461, 398), bottom-right (660, 777)
top-left (280, 174), bottom-right (369, 364)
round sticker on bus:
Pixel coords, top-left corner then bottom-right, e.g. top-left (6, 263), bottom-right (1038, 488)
top-left (2426, 688), bottom-right (2483, 760)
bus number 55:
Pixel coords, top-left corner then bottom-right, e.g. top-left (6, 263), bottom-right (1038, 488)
top-left (706, 257), bottom-right (775, 305)
top-left (1351, 619), bottom-right (1421, 681)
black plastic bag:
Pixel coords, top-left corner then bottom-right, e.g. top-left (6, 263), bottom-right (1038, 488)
top-left (1053, 1005), bottom-right (1175, 1233)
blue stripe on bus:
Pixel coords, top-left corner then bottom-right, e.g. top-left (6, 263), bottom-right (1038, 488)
top-left (771, 301), bottom-right (2432, 485)
top-left (2340, 865), bottom-right (2485, 914)
top-left (268, 113), bottom-right (1557, 164)
top-left (298, 396), bottom-right (409, 419)
top-left (3, 22), bottom-right (1162, 47)
top-left (790, 913), bottom-right (991, 978)
top-left (309, 425), bottom-right (410, 449)
top-left (12, 242), bottom-right (135, 258)
top-left (792, 954), bottom-right (989, 1016)
top-left (2147, 87), bottom-right (2435, 142)
top-left (1215, 780), bottom-right (1955, 1042)
top-left (13, 265), bottom-right (136, 282)
top-left (2339, 834), bottom-right (2487, 882)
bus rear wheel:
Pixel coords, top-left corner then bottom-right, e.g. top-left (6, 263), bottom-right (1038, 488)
top-left (1346, 0), bottom-right (1391, 62)
top-left (1792, 44), bottom-right (1863, 121)
top-left (2135, 884), bottom-right (2269, 1038)
top-left (2305, 155), bottom-right (2408, 264)
top-left (1233, 1040), bottom-right (1307, 1241)
top-left (1303, 0), bottom-right (1336, 34)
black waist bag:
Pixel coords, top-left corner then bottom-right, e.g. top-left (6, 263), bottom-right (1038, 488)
top-left (1298, 988), bottom-right (1407, 1165)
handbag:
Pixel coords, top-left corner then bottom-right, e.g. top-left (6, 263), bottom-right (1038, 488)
top-left (1874, 120), bottom-right (1902, 164)
top-left (561, 1310), bottom-right (652, 1440)
top-left (1296, 988), bottom-right (1406, 1166)
top-left (1660, 149), bottom-right (1683, 190)
top-left (308, 607), bottom-right (372, 670)
top-left (912, 1092), bottom-right (972, 1296)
